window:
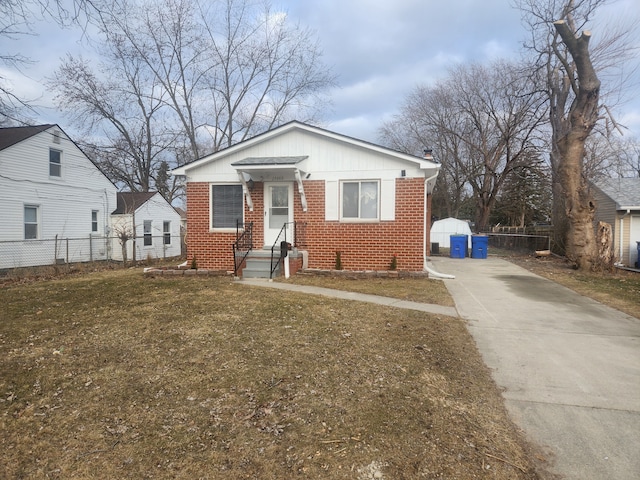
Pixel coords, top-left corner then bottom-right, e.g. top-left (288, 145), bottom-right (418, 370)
top-left (143, 220), bottom-right (152, 246)
top-left (211, 184), bottom-right (243, 229)
top-left (91, 210), bottom-right (99, 233)
top-left (49, 149), bottom-right (61, 177)
top-left (24, 205), bottom-right (39, 239)
top-left (163, 221), bottom-right (171, 245)
top-left (341, 180), bottom-right (379, 220)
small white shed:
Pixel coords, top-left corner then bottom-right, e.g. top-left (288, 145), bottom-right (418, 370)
top-left (430, 217), bottom-right (473, 248)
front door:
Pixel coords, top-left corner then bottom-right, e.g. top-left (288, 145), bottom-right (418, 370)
top-left (264, 183), bottom-right (294, 247)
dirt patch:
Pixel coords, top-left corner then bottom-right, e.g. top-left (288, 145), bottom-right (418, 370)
top-left (0, 269), bottom-right (541, 479)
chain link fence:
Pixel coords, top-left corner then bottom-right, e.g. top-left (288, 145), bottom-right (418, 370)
top-left (0, 234), bottom-right (185, 271)
top-left (486, 233), bottom-right (552, 253)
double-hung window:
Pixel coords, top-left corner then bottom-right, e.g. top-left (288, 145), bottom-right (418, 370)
top-left (143, 220), bottom-right (152, 246)
top-left (341, 180), bottom-right (379, 220)
top-left (49, 149), bottom-right (61, 177)
top-left (163, 221), bottom-right (171, 245)
top-left (91, 210), bottom-right (99, 233)
top-left (24, 205), bottom-right (39, 239)
top-left (211, 184), bottom-right (243, 229)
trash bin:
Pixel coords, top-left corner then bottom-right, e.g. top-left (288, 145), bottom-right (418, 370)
top-left (450, 235), bottom-right (468, 259)
top-left (636, 241), bottom-right (640, 268)
top-left (431, 242), bottom-right (440, 255)
top-left (471, 235), bottom-right (488, 259)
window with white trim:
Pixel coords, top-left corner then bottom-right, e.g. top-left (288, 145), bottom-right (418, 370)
top-left (143, 220), bottom-right (152, 246)
top-left (163, 221), bottom-right (171, 245)
top-left (24, 205), bottom-right (39, 239)
top-left (91, 210), bottom-right (99, 233)
top-left (341, 180), bottom-right (379, 220)
top-left (49, 149), bottom-right (61, 177)
top-left (211, 184), bottom-right (243, 229)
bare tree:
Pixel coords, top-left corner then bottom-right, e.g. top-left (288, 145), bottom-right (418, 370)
top-left (0, 0), bottom-right (107, 122)
top-left (380, 83), bottom-right (470, 220)
top-left (380, 60), bottom-right (547, 231)
top-left (49, 50), bottom-right (176, 197)
top-left (49, 0), bottom-right (334, 200)
top-left (516, 0), bottom-right (639, 269)
top-left (198, 0), bottom-right (336, 150)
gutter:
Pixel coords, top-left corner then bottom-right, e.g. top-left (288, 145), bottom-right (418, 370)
top-left (618, 209), bottom-right (630, 265)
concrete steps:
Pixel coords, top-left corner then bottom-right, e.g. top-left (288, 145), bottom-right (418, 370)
top-left (239, 248), bottom-right (281, 278)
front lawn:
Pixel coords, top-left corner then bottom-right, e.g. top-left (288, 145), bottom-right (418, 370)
top-left (0, 269), bottom-right (538, 479)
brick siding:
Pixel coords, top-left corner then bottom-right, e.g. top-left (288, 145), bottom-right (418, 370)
top-left (186, 178), bottom-right (430, 272)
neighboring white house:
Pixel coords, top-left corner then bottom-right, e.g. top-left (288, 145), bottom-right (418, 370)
top-left (110, 192), bottom-right (182, 262)
top-left (0, 124), bottom-right (117, 269)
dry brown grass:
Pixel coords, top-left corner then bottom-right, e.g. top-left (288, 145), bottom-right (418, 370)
top-left (278, 274), bottom-right (455, 307)
top-left (1, 269), bottom-right (539, 479)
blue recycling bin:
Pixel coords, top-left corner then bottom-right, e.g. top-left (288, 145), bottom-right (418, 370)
top-left (471, 235), bottom-right (488, 259)
top-left (636, 241), bottom-right (640, 268)
top-left (450, 235), bottom-right (468, 259)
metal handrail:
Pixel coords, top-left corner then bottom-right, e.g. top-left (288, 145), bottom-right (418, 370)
top-left (269, 223), bottom-right (289, 279)
top-left (233, 221), bottom-right (253, 276)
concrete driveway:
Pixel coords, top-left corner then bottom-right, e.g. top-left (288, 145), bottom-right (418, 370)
top-left (433, 256), bottom-right (640, 480)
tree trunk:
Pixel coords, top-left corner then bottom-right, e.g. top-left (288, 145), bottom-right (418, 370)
top-left (121, 241), bottom-right (128, 268)
top-left (596, 221), bottom-right (613, 270)
top-left (553, 20), bottom-right (601, 270)
top-left (556, 132), bottom-right (596, 269)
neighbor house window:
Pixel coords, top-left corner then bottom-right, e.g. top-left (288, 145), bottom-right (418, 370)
top-left (211, 184), bottom-right (243, 229)
top-left (341, 180), bottom-right (379, 220)
top-left (143, 220), bottom-right (152, 246)
top-left (49, 149), bottom-right (61, 177)
top-left (24, 205), bottom-right (39, 239)
top-left (91, 210), bottom-right (99, 233)
top-left (163, 221), bottom-right (171, 245)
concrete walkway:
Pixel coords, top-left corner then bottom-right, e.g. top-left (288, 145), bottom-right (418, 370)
top-left (241, 260), bottom-right (640, 479)
top-left (432, 256), bottom-right (640, 480)
top-left (240, 278), bottom-right (457, 317)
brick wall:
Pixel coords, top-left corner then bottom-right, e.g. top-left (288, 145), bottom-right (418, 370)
top-left (186, 178), bottom-right (430, 272)
top-left (295, 178), bottom-right (427, 271)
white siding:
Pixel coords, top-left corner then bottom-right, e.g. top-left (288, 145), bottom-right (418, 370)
top-left (0, 127), bottom-right (117, 268)
top-left (186, 129), bottom-right (427, 183)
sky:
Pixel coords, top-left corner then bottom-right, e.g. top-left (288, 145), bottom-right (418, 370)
top-left (2, 0), bottom-right (639, 144)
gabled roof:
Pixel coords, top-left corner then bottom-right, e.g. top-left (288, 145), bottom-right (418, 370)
top-left (593, 178), bottom-right (640, 210)
top-left (113, 192), bottom-right (158, 214)
top-left (0, 124), bottom-right (56, 151)
top-left (172, 121), bottom-right (438, 175)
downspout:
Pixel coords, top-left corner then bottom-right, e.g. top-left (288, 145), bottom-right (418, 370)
top-left (423, 170), bottom-right (455, 279)
top-left (618, 209), bottom-right (630, 265)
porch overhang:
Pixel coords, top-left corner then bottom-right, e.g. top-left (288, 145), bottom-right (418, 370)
top-left (232, 156), bottom-right (309, 213)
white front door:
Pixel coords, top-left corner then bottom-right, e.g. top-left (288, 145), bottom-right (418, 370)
top-left (264, 183), bottom-right (294, 247)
